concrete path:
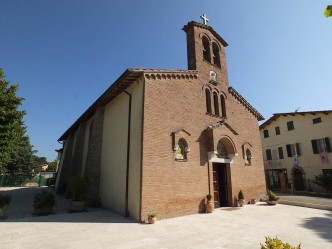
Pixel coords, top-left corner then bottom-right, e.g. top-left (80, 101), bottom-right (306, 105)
top-left (1, 203), bottom-right (332, 249)
top-left (0, 187), bottom-right (71, 219)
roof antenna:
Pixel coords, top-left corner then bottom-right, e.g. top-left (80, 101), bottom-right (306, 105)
top-left (295, 107), bottom-right (300, 113)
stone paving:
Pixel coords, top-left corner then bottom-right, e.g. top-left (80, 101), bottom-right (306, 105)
top-left (1, 187), bottom-right (332, 248)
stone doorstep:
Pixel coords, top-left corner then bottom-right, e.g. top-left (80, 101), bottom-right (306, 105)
top-left (279, 200), bottom-right (332, 211)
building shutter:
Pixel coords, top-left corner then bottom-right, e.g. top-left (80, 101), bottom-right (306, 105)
top-left (325, 137), bottom-right (331, 153)
top-left (311, 139), bottom-right (319, 154)
top-left (286, 144), bottom-right (292, 157)
top-left (296, 143), bottom-right (301, 156)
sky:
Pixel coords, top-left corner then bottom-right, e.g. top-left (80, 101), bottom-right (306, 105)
top-left (1, 1), bottom-right (332, 161)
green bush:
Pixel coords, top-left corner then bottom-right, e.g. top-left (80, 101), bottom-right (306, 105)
top-left (313, 174), bottom-right (332, 192)
top-left (238, 190), bottom-right (244, 200)
top-left (70, 176), bottom-right (90, 201)
top-left (267, 190), bottom-right (279, 201)
top-left (22, 177), bottom-right (39, 186)
top-left (148, 212), bottom-right (156, 218)
top-left (0, 194), bottom-right (11, 208)
top-left (261, 236), bottom-right (301, 249)
top-left (33, 190), bottom-right (55, 208)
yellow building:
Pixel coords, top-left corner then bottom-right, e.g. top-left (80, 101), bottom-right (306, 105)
top-left (259, 111), bottom-right (332, 193)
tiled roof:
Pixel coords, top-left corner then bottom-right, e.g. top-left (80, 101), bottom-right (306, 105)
top-left (58, 68), bottom-right (198, 141)
top-left (259, 110), bottom-right (332, 129)
top-left (228, 87), bottom-right (264, 121)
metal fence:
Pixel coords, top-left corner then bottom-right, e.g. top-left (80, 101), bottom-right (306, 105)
top-left (0, 172), bottom-right (56, 187)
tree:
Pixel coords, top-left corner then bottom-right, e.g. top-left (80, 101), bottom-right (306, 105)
top-left (47, 161), bottom-right (58, 172)
top-left (5, 135), bottom-right (36, 176)
top-left (0, 68), bottom-right (26, 172)
top-left (325, 5), bottom-right (332, 17)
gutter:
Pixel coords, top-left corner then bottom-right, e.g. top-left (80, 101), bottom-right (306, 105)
top-left (123, 90), bottom-right (132, 217)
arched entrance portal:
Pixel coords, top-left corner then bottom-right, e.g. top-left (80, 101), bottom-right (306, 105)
top-left (293, 167), bottom-right (305, 191)
top-left (211, 136), bottom-right (236, 208)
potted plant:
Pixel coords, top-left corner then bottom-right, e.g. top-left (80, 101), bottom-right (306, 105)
top-left (33, 190), bottom-right (55, 215)
top-left (0, 194), bottom-right (11, 218)
top-left (148, 212), bottom-right (157, 224)
top-left (238, 190), bottom-right (245, 207)
top-left (70, 175), bottom-right (90, 212)
top-left (205, 194), bottom-right (214, 213)
top-left (266, 190), bottom-right (279, 205)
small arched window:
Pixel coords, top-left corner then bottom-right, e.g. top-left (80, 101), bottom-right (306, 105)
top-left (205, 89), bottom-right (212, 114)
top-left (246, 149), bottom-right (252, 165)
top-left (212, 43), bottom-right (221, 67)
top-left (217, 141), bottom-right (228, 158)
top-left (176, 138), bottom-right (188, 160)
top-left (202, 36), bottom-right (211, 62)
top-left (220, 95), bottom-right (226, 118)
top-left (213, 92), bottom-right (219, 116)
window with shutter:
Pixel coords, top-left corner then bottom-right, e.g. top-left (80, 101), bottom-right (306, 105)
top-left (278, 147), bottom-right (284, 159)
top-left (312, 117), bottom-right (322, 124)
top-left (296, 143), bottom-right (301, 156)
top-left (325, 137), bottom-right (331, 152)
top-left (286, 144), bottom-right (292, 157)
top-left (311, 139), bottom-right (319, 154)
top-left (266, 149), bottom-right (272, 160)
top-left (311, 138), bottom-right (331, 153)
top-left (287, 121), bottom-right (294, 131)
top-left (263, 130), bottom-right (269, 138)
top-left (275, 126), bottom-right (280, 135)
top-left (286, 143), bottom-right (299, 157)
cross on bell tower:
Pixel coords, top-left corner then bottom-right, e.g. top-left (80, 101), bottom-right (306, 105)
top-left (200, 14), bottom-right (209, 25)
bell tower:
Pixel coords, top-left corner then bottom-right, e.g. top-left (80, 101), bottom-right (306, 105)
top-left (182, 16), bottom-right (229, 86)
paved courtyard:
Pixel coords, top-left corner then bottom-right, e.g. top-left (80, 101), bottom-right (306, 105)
top-left (1, 201), bottom-right (332, 249)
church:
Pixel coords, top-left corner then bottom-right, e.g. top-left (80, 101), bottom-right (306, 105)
top-left (55, 16), bottom-right (266, 221)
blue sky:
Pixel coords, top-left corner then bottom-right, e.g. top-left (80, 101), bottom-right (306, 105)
top-left (1, 1), bottom-right (331, 161)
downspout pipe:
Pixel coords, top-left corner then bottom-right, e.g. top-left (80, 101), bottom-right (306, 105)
top-left (123, 90), bottom-right (132, 217)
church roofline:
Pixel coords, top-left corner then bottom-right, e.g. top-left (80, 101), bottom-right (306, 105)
top-left (182, 21), bottom-right (228, 47)
top-left (228, 87), bottom-right (264, 121)
top-left (58, 68), bottom-right (198, 141)
top-left (259, 110), bottom-right (332, 129)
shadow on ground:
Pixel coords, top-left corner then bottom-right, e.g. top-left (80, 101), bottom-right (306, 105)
top-left (0, 187), bottom-right (136, 224)
top-left (302, 212), bottom-right (332, 242)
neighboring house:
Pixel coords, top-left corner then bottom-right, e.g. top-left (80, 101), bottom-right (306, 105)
top-left (55, 18), bottom-right (266, 221)
top-left (41, 163), bottom-right (49, 171)
top-left (260, 111), bottom-right (332, 193)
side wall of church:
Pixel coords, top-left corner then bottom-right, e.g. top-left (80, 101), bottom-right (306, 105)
top-left (100, 78), bottom-right (143, 220)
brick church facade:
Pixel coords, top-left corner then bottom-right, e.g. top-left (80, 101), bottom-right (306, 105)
top-left (55, 19), bottom-right (266, 221)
